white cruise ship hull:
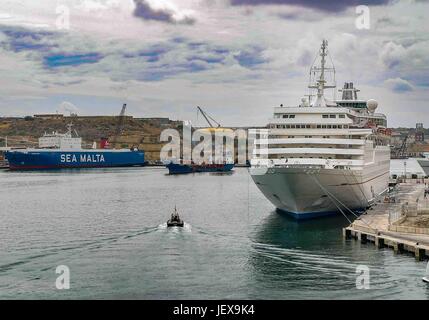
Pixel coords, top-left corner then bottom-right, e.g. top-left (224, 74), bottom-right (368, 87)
top-left (250, 164), bottom-right (389, 219)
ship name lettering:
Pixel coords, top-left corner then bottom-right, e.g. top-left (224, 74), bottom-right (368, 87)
top-left (60, 154), bottom-right (77, 163)
top-left (80, 154), bottom-right (105, 162)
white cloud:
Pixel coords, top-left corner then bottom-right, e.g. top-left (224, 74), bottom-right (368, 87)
top-left (76, 0), bottom-right (122, 12)
top-left (379, 41), bottom-right (407, 69)
top-left (384, 77), bottom-right (414, 93)
top-left (58, 101), bottom-right (80, 114)
top-left (133, 0), bottom-right (196, 24)
top-left (0, 0), bottom-right (428, 127)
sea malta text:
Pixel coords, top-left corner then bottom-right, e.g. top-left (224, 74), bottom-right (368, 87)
top-left (60, 153), bottom-right (106, 163)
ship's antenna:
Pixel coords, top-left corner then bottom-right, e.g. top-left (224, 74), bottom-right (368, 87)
top-left (328, 52), bottom-right (337, 100)
top-left (315, 40), bottom-right (327, 107)
top-left (308, 50), bottom-right (319, 104)
top-left (309, 40), bottom-right (336, 107)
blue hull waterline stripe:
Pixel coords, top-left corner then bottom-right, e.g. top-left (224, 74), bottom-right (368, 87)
top-left (5, 150), bottom-right (145, 170)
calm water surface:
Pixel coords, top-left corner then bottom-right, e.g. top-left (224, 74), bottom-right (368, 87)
top-left (0, 167), bottom-right (428, 299)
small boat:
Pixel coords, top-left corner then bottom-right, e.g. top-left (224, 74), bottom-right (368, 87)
top-left (167, 206), bottom-right (184, 227)
top-left (423, 262), bottom-right (429, 283)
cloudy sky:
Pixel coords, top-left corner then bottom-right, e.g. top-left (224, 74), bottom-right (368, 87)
top-left (0, 0), bottom-right (427, 127)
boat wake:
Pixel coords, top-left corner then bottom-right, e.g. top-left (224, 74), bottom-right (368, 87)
top-left (251, 242), bottom-right (355, 277)
top-left (157, 222), bottom-right (192, 232)
top-left (0, 226), bottom-right (161, 274)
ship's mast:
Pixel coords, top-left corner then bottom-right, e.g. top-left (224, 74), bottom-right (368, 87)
top-left (309, 40), bottom-right (336, 107)
top-left (317, 40), bottom-right (327, 106)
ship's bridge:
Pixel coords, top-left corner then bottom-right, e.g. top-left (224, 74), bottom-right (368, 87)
top-left (271, 107), bottom-right (354, 128)
top-left (336, 100), bottom-right (367, 109)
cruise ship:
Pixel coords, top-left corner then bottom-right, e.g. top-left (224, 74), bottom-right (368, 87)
top-left (249, 40), bottom-right (391, 219)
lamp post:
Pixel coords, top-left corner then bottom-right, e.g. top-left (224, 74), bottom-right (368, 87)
top-left (404, 161), bottom-right (407, 182)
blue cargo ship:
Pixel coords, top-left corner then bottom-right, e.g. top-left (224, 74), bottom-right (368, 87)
top-left (166, 162), bottom-right (234, 174)
top-left (5, 124), bottom-right (145, 170)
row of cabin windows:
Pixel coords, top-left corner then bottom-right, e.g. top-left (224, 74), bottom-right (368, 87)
top-left (275, 114), bottom-right (346, 119)
top-left (266, 145), bottom-right (357, 150)
top-left (317, 124), bottom-right (348, 129)
top-left (271, 156), bottom-right (335, 160)
top-left (264, 136), bottom-right (366, 141)
top-left (273, 114), bottom-right (296, 118)
top-left (337, 102), bottom-right (367, 109)
top-left (282, 136), bottom-right (331, 139)
top-left (270, 155), bottom-right (354, 160)
top-left (271, 124), bottom-right (349, 129)
top-left (270, 156), bottom-right (337, 160)
top-left (322, 114), bottom-right (346, 119)
top-left (269, 135), bottom-right (342, 139)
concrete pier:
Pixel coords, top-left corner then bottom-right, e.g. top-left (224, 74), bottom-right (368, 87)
top-left (344, 181), bottom-right (429, 261)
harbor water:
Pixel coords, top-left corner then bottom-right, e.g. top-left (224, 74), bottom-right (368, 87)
top-left (0, 167), bottom-right (428, 299)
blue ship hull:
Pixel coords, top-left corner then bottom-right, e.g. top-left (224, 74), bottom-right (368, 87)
top-left (5, 149), bottom-right (145, 170)
top-left (166, 163), bottom-right (234, 175)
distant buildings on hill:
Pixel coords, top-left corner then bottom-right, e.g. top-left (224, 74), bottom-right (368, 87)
top-left (390, 123), bottom-right (428, 158)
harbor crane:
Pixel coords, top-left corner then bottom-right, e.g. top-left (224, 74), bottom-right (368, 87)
top-left (395, 135), bottom-right (408, 159)
top-left (111, 103), bottom-right (127, 147)
top-left (197, 106), bottom-right (221, 128)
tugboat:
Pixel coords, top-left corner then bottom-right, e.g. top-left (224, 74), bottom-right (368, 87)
top-left (167, 206), bottom-right (184, 227)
